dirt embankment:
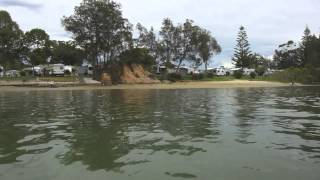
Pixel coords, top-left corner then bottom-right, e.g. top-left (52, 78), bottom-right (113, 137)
top-left (120, 64), bottom-right (160, 84)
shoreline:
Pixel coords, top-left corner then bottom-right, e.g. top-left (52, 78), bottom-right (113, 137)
top-left (0, 80), bottom-right (310, 92)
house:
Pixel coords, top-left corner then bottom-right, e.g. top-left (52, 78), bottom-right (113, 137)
top-left (0, 65), bottom-right (3, 77)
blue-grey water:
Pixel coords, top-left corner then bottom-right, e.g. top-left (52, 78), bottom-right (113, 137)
top-left (0, 87), bottom-right (320, 180)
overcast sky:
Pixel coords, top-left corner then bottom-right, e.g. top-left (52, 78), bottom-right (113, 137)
top-left (1, 0), bottom-right (319, 67)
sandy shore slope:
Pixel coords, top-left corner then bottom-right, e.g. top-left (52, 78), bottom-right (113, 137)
top-left (0, 80), bottom-right (301, 92)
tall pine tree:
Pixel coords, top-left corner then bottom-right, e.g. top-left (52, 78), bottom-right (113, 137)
top-left (232, 26), bottom-right (252, 68)
top-left (299, 26), bottom-right (312, 66)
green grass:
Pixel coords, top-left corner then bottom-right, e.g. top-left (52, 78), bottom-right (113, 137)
top-left (0, 77), bottom-right (32, 81)
top-left (0, 76), bottom-right (79, 82)
top-left (199, 76), bottom-right (236, 81)
top-left (38, 76), bottom-right (78, 82)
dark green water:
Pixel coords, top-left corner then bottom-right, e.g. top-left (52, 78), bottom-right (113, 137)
top-left (0, 87), bottom-right (320, 180)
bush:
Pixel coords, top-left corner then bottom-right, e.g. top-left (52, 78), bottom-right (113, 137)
top-left (255, 66), bottom-right (267, 76)
top-left (233, 70), bottom-right (243, 79)
top-left (192, 73), bottom-right (205, 80)
top-left (250, 72), bottom-right (257, 79)
top-left (20, 71), bottom-right (26, 77)
top-left (206, 72), bottom-right (215, 78)
top-left (65, 70), bottom-right (72, 76)
top-left (167, 73), bottom-right (182, 82)
top-left (265, 67), bottom-right (320, 84)
top-left (119, 48), bottom-right (155, 68)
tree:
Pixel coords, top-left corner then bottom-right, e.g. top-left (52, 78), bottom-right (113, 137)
top-left (195, 28), bottom-right (221, 73)
top-left (51, 41), bottom-right (85, 65)
top-left (62, 0), bottom-right (133, 66)
top-left (299, 26), bottom-right (313, 66)
top-left (0, 10), bottom-right (23, 71)
top-left (159, 18), bottom-right (177, 68)
top-left (23, 28), bottom-right (51, 73)
top-left (232, 26), bottom-right (252, 68)
top-left (174, 19), bottom-right (200, 71)
top-left (273, 40), bottom-right (301, 69)
top-left (119, 48), bottom-right (155, 69)
top-left (135, 23), bottom-right (159, 61)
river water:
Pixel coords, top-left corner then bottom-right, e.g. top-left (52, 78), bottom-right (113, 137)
top-left (0, 87), bottom-right (320, 180)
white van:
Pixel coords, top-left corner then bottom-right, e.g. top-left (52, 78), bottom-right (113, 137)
top-left (48, 64), bottom-right (65, 76)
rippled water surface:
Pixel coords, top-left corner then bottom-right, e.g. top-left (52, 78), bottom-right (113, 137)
top-left (0, 87), bottom-right (320, 180)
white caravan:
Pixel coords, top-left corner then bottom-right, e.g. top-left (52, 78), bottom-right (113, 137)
top-left (48, 64), bottom-right (65, 76)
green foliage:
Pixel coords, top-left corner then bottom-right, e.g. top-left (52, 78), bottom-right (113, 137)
top-left (192, 73), bottom-right (205, 80)
top-left (20, 71), bottom-right (26, 77)
top-left (273, 40), bottom-right (301, 69)
top-left (0, 10), bottom-right (23, 70)
top-left (23, 28), bottom-right (51, 67)
top-left (255, 65), bottom-right (267, 76)
top-left (274, 27), bottom-right (320, 70)
top-left (206, 72), bottom-right (215, 78)
top-left (233, 70), bottom-right (244, 79)
top-left (250, 72), bottom-right (257, 79)
top-left (62, 0), bottom-right (132, 65)
top-left (51, 41), bottom-right (84, 65)
top-left (195, 28), bottom-right (221, 72)
top-left (167, 73), bottom-right (182, 82)
top-left (262, 68), bottom-right (320, 84)
top-left (119, 48), bottom-right (155, 68)
top-left (232, 26), bottom-right (252, 68)
top-left (158, 18), bottom-right (221, 72)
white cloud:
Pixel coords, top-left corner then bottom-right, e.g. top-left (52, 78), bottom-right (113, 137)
top-left (1, 0), bottom-right (319, 67)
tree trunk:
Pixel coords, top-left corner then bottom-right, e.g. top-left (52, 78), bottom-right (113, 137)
top-left (176, 60), bottom-right (183, 73)
top-left (205, 62), bottom-right (208, 74)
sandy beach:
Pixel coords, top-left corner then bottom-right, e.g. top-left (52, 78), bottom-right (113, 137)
top-left (0, 80), bottom-right (301, 92)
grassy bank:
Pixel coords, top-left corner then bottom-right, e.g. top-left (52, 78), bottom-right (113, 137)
top-left (253, 68), bottom-right (320, 84)
top-left (0, 76), bottom-right (79, 82)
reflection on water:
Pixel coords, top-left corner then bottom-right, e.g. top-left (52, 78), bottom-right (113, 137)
top-left (0, 87), bottom-right (320, 180)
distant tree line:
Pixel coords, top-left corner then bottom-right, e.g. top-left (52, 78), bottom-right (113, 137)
top-left (232, 25), bottom-right (320, 81)
top-left (273, 27), bottom-right (320, 69)
top-left (0, 0), bottom-right (222, 77)
top-left (1, 0), bottom-right (319, 82)
top-left (0, 11), bottom-right (85, 73)
top-left (62, 0), bottom-right (222, 74)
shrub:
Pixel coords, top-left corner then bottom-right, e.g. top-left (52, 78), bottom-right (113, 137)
top-left (250, 72), bottom-right (257, 79)
top-left (192, 73), bottom-right (205, 80)
top-left (265, 67), bottom-right (320, 84)
top-left (167, 73), bottom-right (182, 82)
top-left (233, 70), bottom-right (243, 79)
top-left (255, 66), bottom-right (267, 76)
top-left (65, 70), bottom-right (72, 76)
top-left (20, 71), bottom-right (26, 77)
top-left (206, 72), bottom-right (215, 78)
top-left (119, 48), bottom-right (155, 68)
